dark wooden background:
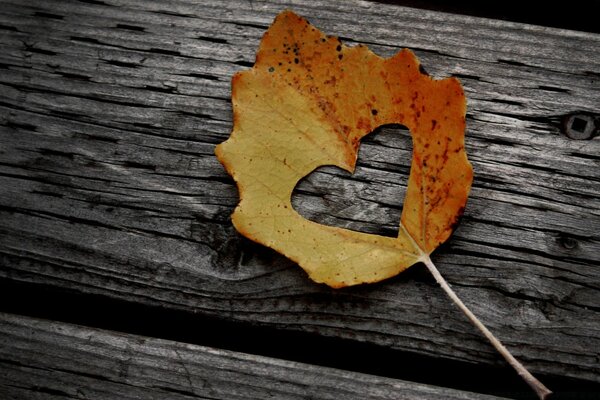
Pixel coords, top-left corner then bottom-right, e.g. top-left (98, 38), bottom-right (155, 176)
top-left (1, 1), bottom-right (599, 399)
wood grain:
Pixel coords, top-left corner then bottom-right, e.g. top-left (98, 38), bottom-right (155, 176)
top-left (0, 312), bottom-right (506, 400)
top-left (0, 0), bottom-right (599, 385)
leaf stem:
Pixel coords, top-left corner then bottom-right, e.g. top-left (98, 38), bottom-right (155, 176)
top-left (421, 255), bottom-right (552, 400)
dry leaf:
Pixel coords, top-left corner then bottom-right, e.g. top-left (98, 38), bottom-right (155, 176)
top-left (216, 10), bottom-right (472, 288)
top-left (216, 11), bottom-right (552, 399)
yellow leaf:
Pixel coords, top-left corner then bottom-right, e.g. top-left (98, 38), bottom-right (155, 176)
top-left (216, 11), bottom-right (472, 288)
top-left (216, 12), bottom-right (552, 398)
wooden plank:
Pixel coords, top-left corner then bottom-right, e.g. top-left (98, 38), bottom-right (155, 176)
top-left (0, 0), bottom-right (599, 384)
top-left (0, 312), bottom-right (506, 400)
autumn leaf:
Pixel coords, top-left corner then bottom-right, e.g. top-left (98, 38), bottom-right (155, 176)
top-left (216, 10), bottom-right (551, 399)
top-left (216, 11), bottom-right (471, 288)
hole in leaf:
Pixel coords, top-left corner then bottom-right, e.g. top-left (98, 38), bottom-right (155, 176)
top-left (292, 124), bottom-right (412, 238)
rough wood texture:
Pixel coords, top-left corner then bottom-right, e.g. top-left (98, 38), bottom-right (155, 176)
top-left (0, 0), bottom-right (599, 386)
top-left (0, 312), bottom-right (505, 400)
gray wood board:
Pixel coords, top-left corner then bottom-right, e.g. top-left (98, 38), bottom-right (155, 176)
top-left (0, 312), bottom-right (507, 400)
top-left (0, 0), bottom-right (599, 382)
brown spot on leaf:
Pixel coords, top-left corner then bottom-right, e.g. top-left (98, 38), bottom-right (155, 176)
top-left (356, 117), bottom-right (371, 130)
top-left (449, 207), bottom-right (466, 232)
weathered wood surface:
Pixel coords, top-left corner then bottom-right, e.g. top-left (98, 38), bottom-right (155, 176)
top-left (0, 312), bottom-right (507, 400)
top-left (0, 0), bottom-right (599, 391)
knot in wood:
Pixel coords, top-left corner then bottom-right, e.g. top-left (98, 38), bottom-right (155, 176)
top-left (562, 113), bottom-right (598, 140)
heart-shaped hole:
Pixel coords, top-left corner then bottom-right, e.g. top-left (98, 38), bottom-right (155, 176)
top-left (292, 124), bottom-right (412, 238)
